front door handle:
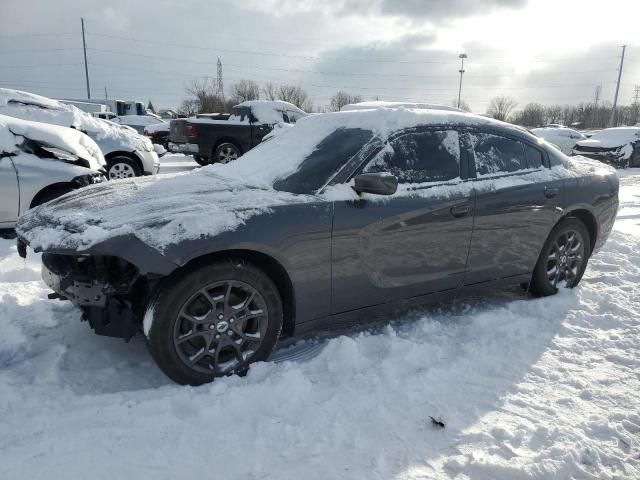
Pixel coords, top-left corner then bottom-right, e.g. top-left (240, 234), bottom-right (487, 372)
top-left (544, 186), bottom-right (559, 198)
top-left (450, 203), bottom-right (471, 218)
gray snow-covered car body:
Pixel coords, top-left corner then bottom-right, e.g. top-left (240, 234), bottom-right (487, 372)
top-left (0, 89), bottom-right (160, 179)
top-left (16, 107), bottom-right (619, 385)
top-left (0, 114), bottom-right (105, 230)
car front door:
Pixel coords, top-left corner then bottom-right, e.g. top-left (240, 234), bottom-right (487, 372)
top-left (0, 156), bottom-right (19, 227)
top-left (464, 130), bottom-right (566, 285)
top-left (330, 127), bottom-right (475, 314)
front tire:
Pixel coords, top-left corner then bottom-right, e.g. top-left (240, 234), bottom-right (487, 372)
top-left (106, 156), bottom-right (142, 179)
top-left (530, 218), bottom-right (590, 296)
top-left (193, 155), bottom-right (209, 166)
top-left (146, 261), bottom-right (283, 385)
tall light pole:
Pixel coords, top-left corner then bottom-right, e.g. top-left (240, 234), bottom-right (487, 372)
top-left (457, 53), bottom-right (467, 110)
top-left (611, 45), bottom-right (627, 127)
top-left (81, 18), bottom-right (90, 99)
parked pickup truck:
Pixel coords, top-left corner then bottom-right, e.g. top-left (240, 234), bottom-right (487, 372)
top-left (170, 101), bottom-right (306, 165)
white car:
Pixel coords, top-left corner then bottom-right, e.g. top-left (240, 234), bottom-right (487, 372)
top-left (0, 89), bottom-right (159, 179)
top-left (0, 114), bottom-right (106, 230)
top-left (531, 127), bottom-right (586, 155)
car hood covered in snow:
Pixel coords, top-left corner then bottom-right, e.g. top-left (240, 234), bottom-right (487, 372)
top-left (0, 88), bottom-right (154, 154)
top-left (0, 114), bottom-right (105, 170)
top-left (16, 168), bottom-right (310, 254)
top-left (575, 127), bottom-right (640, 150)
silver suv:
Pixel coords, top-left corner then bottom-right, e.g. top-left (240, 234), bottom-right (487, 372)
top-left (0, 114), bottom-right (105, 230)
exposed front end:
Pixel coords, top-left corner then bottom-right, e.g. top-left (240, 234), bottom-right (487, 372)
top-left (41, 252), bottom-right (153, 340)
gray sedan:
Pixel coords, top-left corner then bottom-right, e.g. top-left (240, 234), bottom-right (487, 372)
top-left (16, 108), bottom-right (619, 385)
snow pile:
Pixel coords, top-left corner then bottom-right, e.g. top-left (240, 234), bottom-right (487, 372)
top-left (342, 101), bottom-right (463, 112)
top-left (15, 170), bottom-right (306, 252)
top-left (0, 171), bottom-right (639, 478)
top-left (0, 88), bottom-right (154, 153)
top-left (0, 114), bottom-right (105, 170)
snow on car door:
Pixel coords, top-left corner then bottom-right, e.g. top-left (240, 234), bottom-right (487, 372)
top-left (331, 128), bottom-right (475, 314)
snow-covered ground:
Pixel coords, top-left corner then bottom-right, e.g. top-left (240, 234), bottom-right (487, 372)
top-left (1, 166), bottom-right (639, 479)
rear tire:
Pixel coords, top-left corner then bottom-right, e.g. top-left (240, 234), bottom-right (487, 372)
top-left (193, 155), bottom-right (209, 166)
top-left (146, 260), bottom-right (283, 385)
top-left (529, 218), bottom-right (590, 297)
top-left (214, 142), bottom-right (241, 164)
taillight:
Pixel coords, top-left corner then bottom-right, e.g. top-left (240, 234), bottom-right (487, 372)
top-left (186, 125), bottom-right (197, 141)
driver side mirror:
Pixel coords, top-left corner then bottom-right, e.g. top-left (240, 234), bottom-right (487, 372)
top-left (353, 172), bottom-right (398, 195)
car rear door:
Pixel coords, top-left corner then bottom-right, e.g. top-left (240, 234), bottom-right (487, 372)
top-left (0, 156), bottom-right (19, 227)
top-left (330, 127), bottom-right (475, 314)
top-left (463, 129), bottom-right (565, 285)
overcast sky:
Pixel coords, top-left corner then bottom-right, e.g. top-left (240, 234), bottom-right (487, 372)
top-left (1, 0), bottom-right (639, 112)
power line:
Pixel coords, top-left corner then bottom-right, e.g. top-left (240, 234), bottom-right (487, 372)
top-left (85, 31), bottom-right (620, 66)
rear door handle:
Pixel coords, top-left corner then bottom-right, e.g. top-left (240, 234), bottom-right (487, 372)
top-left (544, 186), bottom-right (559, 198)
top-left (450, 203), bottom-right (471, 218)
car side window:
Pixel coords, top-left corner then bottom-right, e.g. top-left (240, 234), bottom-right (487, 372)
top-left (282, 111), bottom-right (290, 123)
top-left (363, 130), bottom-right (460, 184)
top-left (524, 144), bottom-right (545, 169)
top-left (470, 133), bottom-right (527, 175)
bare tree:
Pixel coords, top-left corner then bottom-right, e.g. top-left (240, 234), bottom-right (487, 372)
top-left (262, 82), bottom-right (277, 101)
top-left (277, 84), bottom-right (309, 109)
top-left (329, 91), bottom-right (363, 111)
top-left (184, 78), bottom-right (228, 113)
top-left (179, 98), bottom-right (199, 116)
top-left (512, 103), bottom-right (545, 127)
top-left (451, 99), bottom-right (471, 112)
top-left (486, 95), bottom-right (517, 122)
top-left (230, 79), bottom-right (260, 103)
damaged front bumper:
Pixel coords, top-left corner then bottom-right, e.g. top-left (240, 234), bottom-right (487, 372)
top-left (41, 253), bottom-right (149, 340)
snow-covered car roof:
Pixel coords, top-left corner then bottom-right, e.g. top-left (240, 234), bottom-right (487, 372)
top-left (576, 127), bottom-right (640, 148)
top-left (219, 107), bottom-right (521, 187)
top-left (234, 100), bottom-right (307, 124)
top-left (341, 101), bottom-right (464, 113)
top-left (0, 113), bottom-right (105, 170)
top-left (0, 88), bottom-right (153, 152)
top-left (118, 115), bottom-right (167, 127)
top-left (144, 122), bottom-right (170, 134)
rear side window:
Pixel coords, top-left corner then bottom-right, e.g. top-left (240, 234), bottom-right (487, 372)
top-left (525, 144), bottom-right (545, 169)
top-left (470, 133), bottom-right (527, 175)
top-left (364, 130), bottom-right (460, 184)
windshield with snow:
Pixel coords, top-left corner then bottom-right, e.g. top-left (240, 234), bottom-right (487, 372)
top-left (273, 128), bottom-right (374, 194)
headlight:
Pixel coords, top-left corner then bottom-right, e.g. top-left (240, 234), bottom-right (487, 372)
top-left (72, 173), bottom-right (106, 187)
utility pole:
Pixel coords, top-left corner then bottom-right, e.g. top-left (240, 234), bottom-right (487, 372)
top-left (81, 18), bottom-right (90, 99)
top-left (215, 57), bottom-right (225, 112)
top-left (631, 85), bottom-right (640, 125)
top-left (590, 84), bottom-right (601, 128)
top-left (104, 85), bottom-right (108, 100)
top-left (457, 53), bottom-right (467, 110)
top-left (611, 45), bottom-right (626, 127)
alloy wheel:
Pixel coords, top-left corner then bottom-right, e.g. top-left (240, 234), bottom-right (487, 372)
top-left (218, 146), bottom-right (239, 164)
top-left (546, 229), bottom-right (585, 288)
top-left (172, 280), bottom-right (269, 375)
top-left (109, 162), bottom-right (136, 179)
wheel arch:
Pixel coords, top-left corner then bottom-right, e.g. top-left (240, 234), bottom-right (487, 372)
top-left (213, 137), bottom-right (243, 155)
top-left (560, 208), bottom-right (598, 254)
top-left (30, 182), bottom-right (75, 208)
top-left (105, 151), bottom-right (144, 172)
top-left (176, 249), bottom-right (296, 337)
